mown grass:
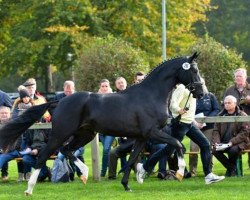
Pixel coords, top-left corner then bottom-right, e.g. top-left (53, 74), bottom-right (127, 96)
top-left (1, 140), bottom-right (250, 200)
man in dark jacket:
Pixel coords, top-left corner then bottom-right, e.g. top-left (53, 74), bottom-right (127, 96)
top-left (212, 95), bottom-right (250, 176)
top-left (54, 80), bottom-right (75, 100)
top-left (22, 129), bottom-right (51, 181)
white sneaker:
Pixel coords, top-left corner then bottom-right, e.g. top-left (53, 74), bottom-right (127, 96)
top-left (205, 173), bottom-right (225, 184)
top-left (136, 163), bottom-right (146, 184)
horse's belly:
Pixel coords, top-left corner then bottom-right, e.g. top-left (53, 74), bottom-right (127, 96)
top-left (94, 121), bottom-right (140, 138)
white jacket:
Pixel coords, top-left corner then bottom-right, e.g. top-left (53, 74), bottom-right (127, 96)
top-left (170, 84), bottom-right (196, 124)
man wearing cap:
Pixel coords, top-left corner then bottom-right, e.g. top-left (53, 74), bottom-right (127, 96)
top-left (12, 78), bottom-right (51, 122)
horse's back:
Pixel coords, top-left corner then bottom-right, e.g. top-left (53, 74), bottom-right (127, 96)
top-left (52, 92), bottom-right (91, 127)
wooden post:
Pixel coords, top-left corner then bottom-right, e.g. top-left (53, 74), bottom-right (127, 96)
top-left (91, 134), bottom-right (101, 181)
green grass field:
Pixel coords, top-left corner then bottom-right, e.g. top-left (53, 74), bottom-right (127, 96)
top-left (1, 139), bottom-right (250, 200)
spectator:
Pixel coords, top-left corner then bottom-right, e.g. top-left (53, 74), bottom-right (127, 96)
top-left (136, 84), bottom-right (225, 185)
top-left (0, 105), bottom-right (31, 182)
top-left (12, 85), bottom-right (35, 118)
top-left (0, 106), bottom-right (11, 181)
top-left (212, 95), bottom-right (250, 177)
top-left (0, 103), bottom-right (31, 182)
top-left (145, 141), bottom-right (168, 179)
top-left (223, 68), bottom-right (250, 168)
top-left (115, 77), bottom-right (127, 92)
top-left (108, 137), bottom-right (135, 180)
top-left (98, 79), bottom-right (114, 177)
top-left (189, 78), bottom-right (220, 176)
top-left (12, 78), bottom-right (51, 122)
top-left (11, 86), bottom-right (34, 181)
top-left (108, 138), bottom-right (167, 180)
top-left (12, 80), bottom-right (51, 181)
top-left (54, 80), bottom-right (85, 179)
top-left (224, 68), bottom-right (250, 114)
top-left (108, 75), bottom-right (150, 179)
top-left (0, 90), bottom-right (12, 108)
top-left (114, 77), bottom-right (128, 170)
top-left (134, 71), bottom-right (145, 84)
top-left (22, 128), bottom-right (51, 182)
top-left (54, 80), bottom-right (75, 100)
top-left (0, 89), bottom-right (12, 180)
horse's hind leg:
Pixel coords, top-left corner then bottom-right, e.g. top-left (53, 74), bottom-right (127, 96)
top-left (24, 169), bottom-right (41, 196)
top-left (150, 129), bottom-right (186, 181)
top-left (121, 139), bottom-right (146, 191)
top-left (24, 129), bottom-right (75, 195)
top-left (60, 128), bottom-right (96, 184)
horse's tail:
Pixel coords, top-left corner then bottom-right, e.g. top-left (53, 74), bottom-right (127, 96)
top-left (0, 100), bottom-right (58, 152)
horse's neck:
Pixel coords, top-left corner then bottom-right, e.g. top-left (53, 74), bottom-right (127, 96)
top-left (156, 79), bottom-right (177, 102)
top-left (143, 67), bottom-right (177, 102)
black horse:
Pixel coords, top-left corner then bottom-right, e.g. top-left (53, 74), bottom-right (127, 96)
top-left (0, 52), bottom-right (204, 195)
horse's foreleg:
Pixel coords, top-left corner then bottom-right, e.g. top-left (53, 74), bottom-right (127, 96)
top-left (121, 140), bottom-right (146, 192)
top-left (60, 148), bottom-right (89, 184)
top-left (24, 169), bottom-right (41, 196)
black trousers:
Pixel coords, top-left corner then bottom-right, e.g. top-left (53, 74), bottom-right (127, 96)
top-left (213, 145), bottom-right (240, 171)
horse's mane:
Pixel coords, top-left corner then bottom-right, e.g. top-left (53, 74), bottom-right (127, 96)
top-left (147, 56), bottom-right (187, 77)
top-left (122, 56), bottom-right (187, 92)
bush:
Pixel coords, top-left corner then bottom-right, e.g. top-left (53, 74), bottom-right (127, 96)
top-left (75, 36), bottom-right (150, 91)
top-left (188, 36), bottom-right (248, 100)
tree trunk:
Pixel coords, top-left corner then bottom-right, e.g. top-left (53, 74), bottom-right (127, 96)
top-left (46, 64), bottom-right (53, 92)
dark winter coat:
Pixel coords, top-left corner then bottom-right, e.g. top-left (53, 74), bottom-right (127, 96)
top-left (196, 92), bottom-right (220, 130)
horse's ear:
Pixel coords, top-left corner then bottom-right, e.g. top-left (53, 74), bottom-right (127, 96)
top-left (189, 52), bottom-right (200, 63)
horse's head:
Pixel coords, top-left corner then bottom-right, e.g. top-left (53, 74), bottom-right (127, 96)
top-left (177, 52), bottom-right (204, 99)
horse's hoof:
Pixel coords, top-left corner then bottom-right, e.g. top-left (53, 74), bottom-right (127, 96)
top-left (125, 188), bottom-right (132, 192)
top-left (124, 185), bottom-right (132, 192)
top-left (24, 190), bottom-right (32, 196)
top-left (80, 175), bottom-right (88, 184)
top-left (122, 183), bottom-right (132, 192)
top-left (175, 172), bottom-right (184, 181)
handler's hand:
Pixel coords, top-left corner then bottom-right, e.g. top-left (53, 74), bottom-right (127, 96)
top-left (31, 149), bottom-right (38, 155)
top-left (178, 108), bottom-right (187, 115)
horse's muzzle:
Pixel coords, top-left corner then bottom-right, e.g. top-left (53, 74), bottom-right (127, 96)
top-left (188, 82), bottom-right (204, 99)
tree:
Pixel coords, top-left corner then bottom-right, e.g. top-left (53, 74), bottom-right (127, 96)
top-left (0, 0), bottom-right (95, 91)
top-left (188, 36), bottom-right (247, 100)
top-left (91, 0), bottom-right (212, 63)
top-left (75, 36), bottom-right (150, 91)
top-left (0, 0), bottom-right (212, 91)
top-left (196, 0), bottom-right (250, 65)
